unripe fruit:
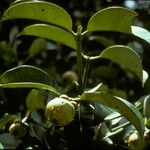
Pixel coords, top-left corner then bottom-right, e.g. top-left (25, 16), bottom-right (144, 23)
top-left (9, 122), bottom-right (27, 138)
top-left (62, 71), bottom-right (78, 84)
top-left (45, 97), bottom-right (75, 126)
top-left (128, 132), bottom-right (140, 149)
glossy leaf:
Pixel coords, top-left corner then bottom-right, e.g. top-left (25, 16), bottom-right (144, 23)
top-left (100, 45), bottom-right (143, 81)
top-left (143, 95), bottom-right (150, 118)
top-left (0, 114), bottom-right (17, 131)
top-left (26, 89), bottom-right (47, 111)
top-left (11, 0), bottom-right (31, 6)
top-left (0, 82), bottom-right (60, 95)
top-left (143, 70), bottom-right (148, 86)
top-left (0, 65), bottom-right (57, 88)
top-left (2, 1), bottom-right (72, 30)
top-left (19, 24), bottom-right (76, 49)
top-left (87, 6), bottom-right (137, 33)
top-left (29, 38), bottom-right (47, 57)
top-left (132, 26), bottom-right (150, 44)
top-left (80, 92), bottom-right (145, 139)
top-left (0, 133), bottom-right (22, 149)
top-left (30, 123), bottom-right (46, 142)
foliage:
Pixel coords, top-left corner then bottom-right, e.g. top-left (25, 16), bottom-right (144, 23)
top-left (0, 0), bottom-right (150, 149)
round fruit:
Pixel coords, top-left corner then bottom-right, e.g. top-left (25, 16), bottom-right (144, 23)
top-left (45, 97), bottom-right (75, 126)
top-left (9, 122), bottom-right (27, 138)
top-left (62, 71), bottom-right (78, 84)
top-left (128, 132), bottom-right (140, 149)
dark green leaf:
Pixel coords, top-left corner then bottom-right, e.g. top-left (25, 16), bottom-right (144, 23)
top-left (0, 65), bottom-right (57, 88)
top-left (0, 133), bottom-right (22, 149)
top-left (132, 26), bottom-right (150, 44)
top-left (0, 114), bottom-right (17, 131)
top-left (80, 92), bottom-right (145, 139)
top-left (0, 82), bottom-right (60, 95)
top-left (100, 45), bottom-right (143, 81)
top-left (143, 95), bottom-right (150, 118)
top-left (29, 38), bottom-right (47, 57)
top-left (90, 66), bottom-right (118, 80)
top-left (26, 89), bottom-right (47, 111)
top-left (2, 1), bottom-right (72, 30)
top-left (19, 24), bottom-right (76, 49)
top-left (30, 123), bottom-right (46, 142)
top-left (89, 36), bottom-right (115, 47)
top-left (87, 7), bottom-right (137, 33)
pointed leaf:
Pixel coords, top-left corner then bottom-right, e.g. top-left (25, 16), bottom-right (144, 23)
top-left (100, 45), bottom-right (143, 81)
top-left (1, 1), bottom-right (72, 30)
top-left (80, 92), bottom-right (144, 139)
top-left (0, 65), bottom-right (57, 87)
top-left (19, 24), bottom-right (76, 49)
top-left (26, 89), bottom-right (47, 111)
top-left (0, 133), bottom-right (22, 149)
top-left (87, 6), bottom-right (138, 33)
top-left (0, 82), bottom-right (60, 95)
top-left (132, 26), bottom-right (150, 44)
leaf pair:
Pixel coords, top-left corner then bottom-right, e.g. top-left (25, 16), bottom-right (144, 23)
top-left (2, 1), bottom-right (150, 50)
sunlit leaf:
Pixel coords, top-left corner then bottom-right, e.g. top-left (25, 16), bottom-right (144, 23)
top-left (100, 45), bottom-right (143, 81)
top-left (143, 70), bottom-right (149, 86)
top-left (0, 114), bottom-right (17, 131)
top-left (2, 1), bottom-right (72, 30)
top-left (19, 24), bottom-right (76, 49)
top-left (80, 92), bottom-right (145, 139)
top-left (132, 26), bottom-right (150, 44)
top-left (0, 143), bottom-right (4, 149)
top-left (87, 6), bottom-right (137, 33)
top-left (0, 65), bottom-right (57, 88)
top-left (0, 133), bottom-right (22, 149)
top-left (26, 89), bottom-right (47, 111)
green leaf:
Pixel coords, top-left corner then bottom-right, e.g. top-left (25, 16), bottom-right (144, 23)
top-left (26, 89), bottom-right (47, 111)
top-left (80, 92), bottom-right (144, 139)
top-left (1, 1), bottom-right (72, 30)
top-left (0, 82), bottom-right (60, 95)
top-left (0, 133), bottom-right (22, 149)
top-left (0, 65), bottom-right (57, 88)
top-left (90, 66), bottom-right (118, 79)
top-left (29, 38), bottom-right (47, 57)
top-left (0, 143), bottom-right (4, 149)
top-left (30, 123), bottom-right (46, 142)
top-left (19, 24), bottom-right (76, 49)
top-left (0, 65), bottom-right (60, 95)
top-left (132, 26), bottom-right (150, 44)
top-left (100, 45), bottom-right (143, 82)
top-left (0, 114), bottom-right (17, 131)
top-left (143, 95), bottom-right (150, 118)
top-left (87, 6), bottom-right (137, 33)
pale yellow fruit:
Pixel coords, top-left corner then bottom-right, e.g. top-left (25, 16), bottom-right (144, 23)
top-left (45, 97), bottom-right (75, 126)
top-left (128, 132), bottom-right (140, 149)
